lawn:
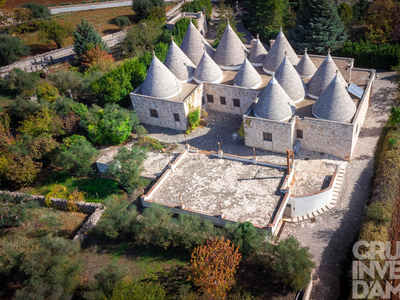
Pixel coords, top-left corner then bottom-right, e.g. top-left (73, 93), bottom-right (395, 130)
top-left (29, 171), bottom-right (125, 203)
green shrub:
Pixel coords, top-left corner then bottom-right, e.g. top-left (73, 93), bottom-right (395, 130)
top-left (4, 156), bottom-right (42, 188)
top-left (54, 134), bottom-right (100, 176)
top-left (0, 35), bottom-right (30, 67)
top-left (14, 235), bottom-right (82, 299)
top-left (29, 135), bottom-right (59, 160)
top-left (95, 196), bottom-right (138, 239)
top-left (147, 6), bottom-right (166, 21)
top-left (224, 222), bottom-right (267, 257)
top-left (336, 40), bottom-right (400, 70)
top-left (264, 236), bottom-right (315, 291)
top-left (114, 16), bottom-right (131, 30)
top-left (55, 97), bottom-right (89, 118)
top-left (132, 0), bottom-right (165, 17)
top-left (90, 58), bottom-right (146, 103)
top-left (106, 147), bottom-right (148, 193)
top-left (0, 193), bottom-right (40, 228)
top-left (19, 107), bottom-right (63, 138)
top-left (35, 82), bottom-right (60, 103)
top-left (186, 107), bottom-right (200, 133)
top-left (2, 68), bottom-right (39, 93)
top-left (122, 19), bottom-right (163, 57)
top-left (22, 3), bottom-right (51, 19)
top-left (81, 104), bottom-right (142, 145)
top-left (181, 0), bottom-right (212, 17)
top-left (9, 95), bottom-right (42, 120)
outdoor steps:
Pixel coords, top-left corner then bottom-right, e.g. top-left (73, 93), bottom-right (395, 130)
top-left (283, 163), bottom-right (347, 223)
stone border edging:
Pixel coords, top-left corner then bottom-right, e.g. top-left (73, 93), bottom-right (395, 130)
top-left (0, 190), bottom-right (105, 242)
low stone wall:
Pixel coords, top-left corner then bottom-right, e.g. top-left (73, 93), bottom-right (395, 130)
top-left (0, 190), bottom-right (104, 241)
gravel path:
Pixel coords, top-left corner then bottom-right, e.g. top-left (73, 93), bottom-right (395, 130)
top-left (280, 70), bottom-right (397, 299)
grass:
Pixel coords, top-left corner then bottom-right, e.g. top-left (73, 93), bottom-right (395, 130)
top-left (30, 171), bottom-right (124, 202)
top-left (18, 7), bottom-right (138, 55)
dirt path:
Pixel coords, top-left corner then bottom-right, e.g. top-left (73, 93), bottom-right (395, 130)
top-left (280, 70), bottom-right (397, 299)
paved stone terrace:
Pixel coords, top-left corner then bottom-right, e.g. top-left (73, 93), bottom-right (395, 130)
top-left (150, 152), bottom-right (286, 227)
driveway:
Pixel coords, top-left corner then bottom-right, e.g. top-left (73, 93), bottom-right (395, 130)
top-left (279, 70), bottom-right (396, 300)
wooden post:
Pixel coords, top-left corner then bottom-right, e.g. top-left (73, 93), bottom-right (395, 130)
top-left (286, 149), bottom-right (291, 174)
top-left (218, 142), bottom-right (221, 151)
top-left (253, 147), bottom-right (256, 158)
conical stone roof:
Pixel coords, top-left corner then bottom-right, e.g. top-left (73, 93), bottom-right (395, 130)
top-left (249, 34), bottom-right (268, 67)
top-left (141, 54), bottom-right (182, 99)
top-left (312, 72), bottom-right (356, 122)
top-left (275, 54), bottom-right (306, 103)
top-left (262, 29), bottom-right (299, 74)
top-left (180, 22), bottom-right (215, 65)
top-left (164, 38), bottom-right (196, 82)
top-left (295, 49), bottom-right (317, 78)
top-left (307, 51), bottom-right (347, 99)
top-left (234, 58), bottom-right (262, 89)
top-left (214, 23), bottom-right (248, 70)
top-left (253, 74), bottom-right (295, 121)
top-left (194, 51), bottom-right (223, 84)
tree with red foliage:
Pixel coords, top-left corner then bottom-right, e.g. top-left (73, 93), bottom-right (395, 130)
top-left (81, 44), bottom-right (114, 74)
top-left (189, 237), bottom-right (241, 299)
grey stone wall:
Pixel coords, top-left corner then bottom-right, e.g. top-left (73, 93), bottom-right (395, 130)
top-left (130, 91), bottom-right (187, 131)
top-left (243, 115), bottom-right (295, 153)
top-left (350, 70), bottom-right (375, 154)
top-left (203, 83), bottom-right (260, 115)
top-left (295, 117), bottom-right (354, 160)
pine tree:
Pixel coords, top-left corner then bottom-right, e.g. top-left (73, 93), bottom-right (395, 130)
top-left (73, 20), bottom-right (108, 60)
top-left (289, 0), bottom-right (347, 54)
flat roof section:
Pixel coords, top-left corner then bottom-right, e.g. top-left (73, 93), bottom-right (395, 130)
top-left (149, 152), bottom-right (286, 227)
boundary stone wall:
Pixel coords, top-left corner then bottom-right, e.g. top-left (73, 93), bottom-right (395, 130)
top-left (0, 190), bottom-right (104, 241)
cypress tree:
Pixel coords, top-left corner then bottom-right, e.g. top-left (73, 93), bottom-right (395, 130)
top-left (73, 20), bottom-right (108, 60)
top-left (289, 0), bottom-right (347, 54)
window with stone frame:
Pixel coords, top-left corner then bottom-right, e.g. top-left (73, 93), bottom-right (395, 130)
top-left (233, 98), bottom-right (240, 107)
top-left (220, 96), bottom-right (226, 105)
top-left (207, 94), bottom-right (214, 103)
top-left (150, 109), bottom-right (159, 118)
top-left (296, 129), bottom-right (303, 139)
top-left (174, 113), bottom-right (180, 122)
top-left (263, 132), bottom-right (272, 142)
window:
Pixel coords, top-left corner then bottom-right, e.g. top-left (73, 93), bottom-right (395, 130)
top-left (263, 132), bottom-right (272, 142)
top-left (174, 113), bottom-right (180, 122)
top-left (150, 109), bottom-right (158, 118)
top-left (233, 98), bottom-right (240, 107)
top-left (296, 129), bottom-right (303, 139)
top-left (220, 96), bottom-right (226, 105)
top-left (207, 94), bottom-right (214, 103)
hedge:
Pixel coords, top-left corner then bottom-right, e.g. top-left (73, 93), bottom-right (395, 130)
top-left (336, 40), bottom-right (400, 70)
